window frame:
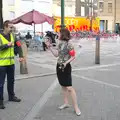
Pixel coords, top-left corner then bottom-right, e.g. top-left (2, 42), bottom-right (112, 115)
top-left (108, 3), bottom-right (112, 13)
top-left (99, 2), bottom-right (104, 12)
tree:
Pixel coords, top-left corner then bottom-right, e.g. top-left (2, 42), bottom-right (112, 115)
top-left (0, 0), bottom-right (3, 29)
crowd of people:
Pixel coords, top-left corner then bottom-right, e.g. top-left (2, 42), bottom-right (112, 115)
top-left (16, 30), bottom-right (58, 51)
top-left (71, 30), bottom-right (120, 40)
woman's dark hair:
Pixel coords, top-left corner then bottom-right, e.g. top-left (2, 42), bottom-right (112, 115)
top-left (59, 28), bottom-right (71, 41)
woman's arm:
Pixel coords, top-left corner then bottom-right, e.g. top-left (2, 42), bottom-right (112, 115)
top-left (46, 40), bottom-right (59, 57)
top-left (63, 46), bottom-right (76, 67)
top-left (64, 56), bottom-right (75, 65)
top-left (49, 46), bottom-right (58, 57)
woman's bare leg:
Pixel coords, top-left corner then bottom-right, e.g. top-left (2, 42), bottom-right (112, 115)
top-left (67, 86), bottom-right (80, 114)
top-left (59, 86), bottom-right (69, 110)
top-left (62, 86), bottom-right (69, 104)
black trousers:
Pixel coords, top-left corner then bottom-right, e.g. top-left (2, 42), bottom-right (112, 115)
top-left (0, 65), bottom-right (15, 100)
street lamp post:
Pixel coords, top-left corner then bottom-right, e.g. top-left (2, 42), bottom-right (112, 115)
top-left (61, 0), bottom-right (65, 29)
top-left (90, 17), bottom-right (93, 31)
top-left (0, 0), bottom-right (3, 29)
top-left (90, 0), bottom-right (93, 32)
top-left (88, 0), bottom-right (100, 64)
top-left (114, 0), bottom-right (116, 32)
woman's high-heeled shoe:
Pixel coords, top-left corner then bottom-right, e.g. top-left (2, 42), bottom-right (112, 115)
top-left (75, 111), bottom-right (81, 116)
top-left (58, 104), bottom-right (70, 110)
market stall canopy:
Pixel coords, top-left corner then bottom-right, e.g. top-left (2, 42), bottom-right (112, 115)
top-left (11, 10), bottom-right (54, 25)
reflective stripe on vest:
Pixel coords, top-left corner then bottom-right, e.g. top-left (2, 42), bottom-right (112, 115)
top-left (0, 56), bottom-right (14, 60)
top-left (0, 33), bottom-right (15, 66)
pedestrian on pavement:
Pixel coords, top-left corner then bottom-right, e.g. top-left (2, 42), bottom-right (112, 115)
top-left (40, 32), bottom-right (47, 51)
top-left (25, 32), bottom-right (32, 48)
top-left (45, 28), bottom-right (81, 116)
top-left (25, 32), bottom-right (32, 40)
top-left (0, 20), bottom-right (24, 109)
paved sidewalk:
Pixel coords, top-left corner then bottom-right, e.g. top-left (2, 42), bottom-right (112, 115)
top-left (0, 63), bottom-right (56, 120)
top-left (34, 39), bottom-right (120, 120)
top-left (0, 38), bottom-right (120, 120)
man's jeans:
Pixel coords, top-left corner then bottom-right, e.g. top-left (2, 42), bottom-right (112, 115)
top-left (0, 65), bottom-right (15, 100)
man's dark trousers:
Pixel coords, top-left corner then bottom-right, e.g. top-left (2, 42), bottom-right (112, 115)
top-left (0, 65), bottom-right (15, 100)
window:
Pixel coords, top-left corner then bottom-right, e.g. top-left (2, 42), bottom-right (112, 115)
top-left (99, 2), bottom-right (104, 12)
top-left (89, 0), bottom-right (94, 2)
top-left (108, 3), bottom-right (112, 13)
top-left (81, 6), bottom-right (85, 16)
top-left (22, 0), bottom-right (34, 1)
top-left (9, 11), bottom-right (15, 19)
top-left (8, 0), bottom-right (15, 6)
top-left (81, 0), bottom-right (85, 2)
top-left (89, 7), bottom-right (93, 16)
top-left (67, 4), bottom-right (72, 8)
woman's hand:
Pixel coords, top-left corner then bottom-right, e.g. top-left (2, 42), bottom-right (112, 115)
top-left (45, 39), bottom-right (59, 57)
top-left (19, 57), bottom-right (24, 62)
top-left (63, 62), bottom-right (67, 68)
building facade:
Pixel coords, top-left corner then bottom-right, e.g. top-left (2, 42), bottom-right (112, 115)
top-left (3, 0), bottom-right (53, 20)
top-left (52, 0), bottom-right (75, 17)
top-left (75, 0), bottom-right (98, 17)
top-left (75, 0), bottom-right (120, 32)
top-left (3, 0), bottom-right (53, 32)
top-left (3, 0), bottom-right (19, 21)
top-left (98, 0), bottom-right (120, 32)
top-left (98, 0), bottom-right (114, 32)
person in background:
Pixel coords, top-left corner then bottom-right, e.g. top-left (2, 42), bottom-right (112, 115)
top-left (25, 32), bottom-right (32, 40)
top-left (39, 32), bottom-right (47, 51)
top-left (25, 32), bottom-right (32, 48)
top-left (0, 20), bottom-right (24, 109)
top-left (45, 28), bottom-right (81, 116)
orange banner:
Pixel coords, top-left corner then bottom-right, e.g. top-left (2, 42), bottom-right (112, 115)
top-left (54, 16), bottom-right (100, 32)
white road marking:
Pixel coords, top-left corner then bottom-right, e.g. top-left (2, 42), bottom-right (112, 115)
top-left (73, 63), bottom-right (120, 71)
top-left (73, 74), bottom-right (120, 89)
top-left (23, 79), bottom-right (58, 120)
top-left (98, 68), bottom-right (112, 71)
top-left (27, 60), bottom-right (56, 70)
top-left (105, 52), bottom-right (120, 57)
top-left (28, 60), bottom-right (120, 72)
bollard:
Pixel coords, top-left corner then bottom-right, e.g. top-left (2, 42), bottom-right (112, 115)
top-left (95, 35), bottom-right (100, 64)
top-left (20, 41), bottom-right (28, 74)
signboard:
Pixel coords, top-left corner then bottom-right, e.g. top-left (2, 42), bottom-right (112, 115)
top-left (54, 16), bottom-right (100, 32)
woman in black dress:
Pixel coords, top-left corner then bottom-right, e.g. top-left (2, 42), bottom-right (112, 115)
top-left (45, 28), bottom-right (81, 116)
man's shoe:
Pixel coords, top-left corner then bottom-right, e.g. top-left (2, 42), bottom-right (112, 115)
top-left (9, 96), bottom-right (21, 102)
top-left (0, 100), bottom-right (5, 109)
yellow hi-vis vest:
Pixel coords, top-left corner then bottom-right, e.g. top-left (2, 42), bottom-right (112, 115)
top-left (0, 33), bottom-right (15, 66)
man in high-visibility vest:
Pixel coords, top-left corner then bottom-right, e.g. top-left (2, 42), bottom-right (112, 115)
top-left (0, 20), bottom-right (24, 109)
